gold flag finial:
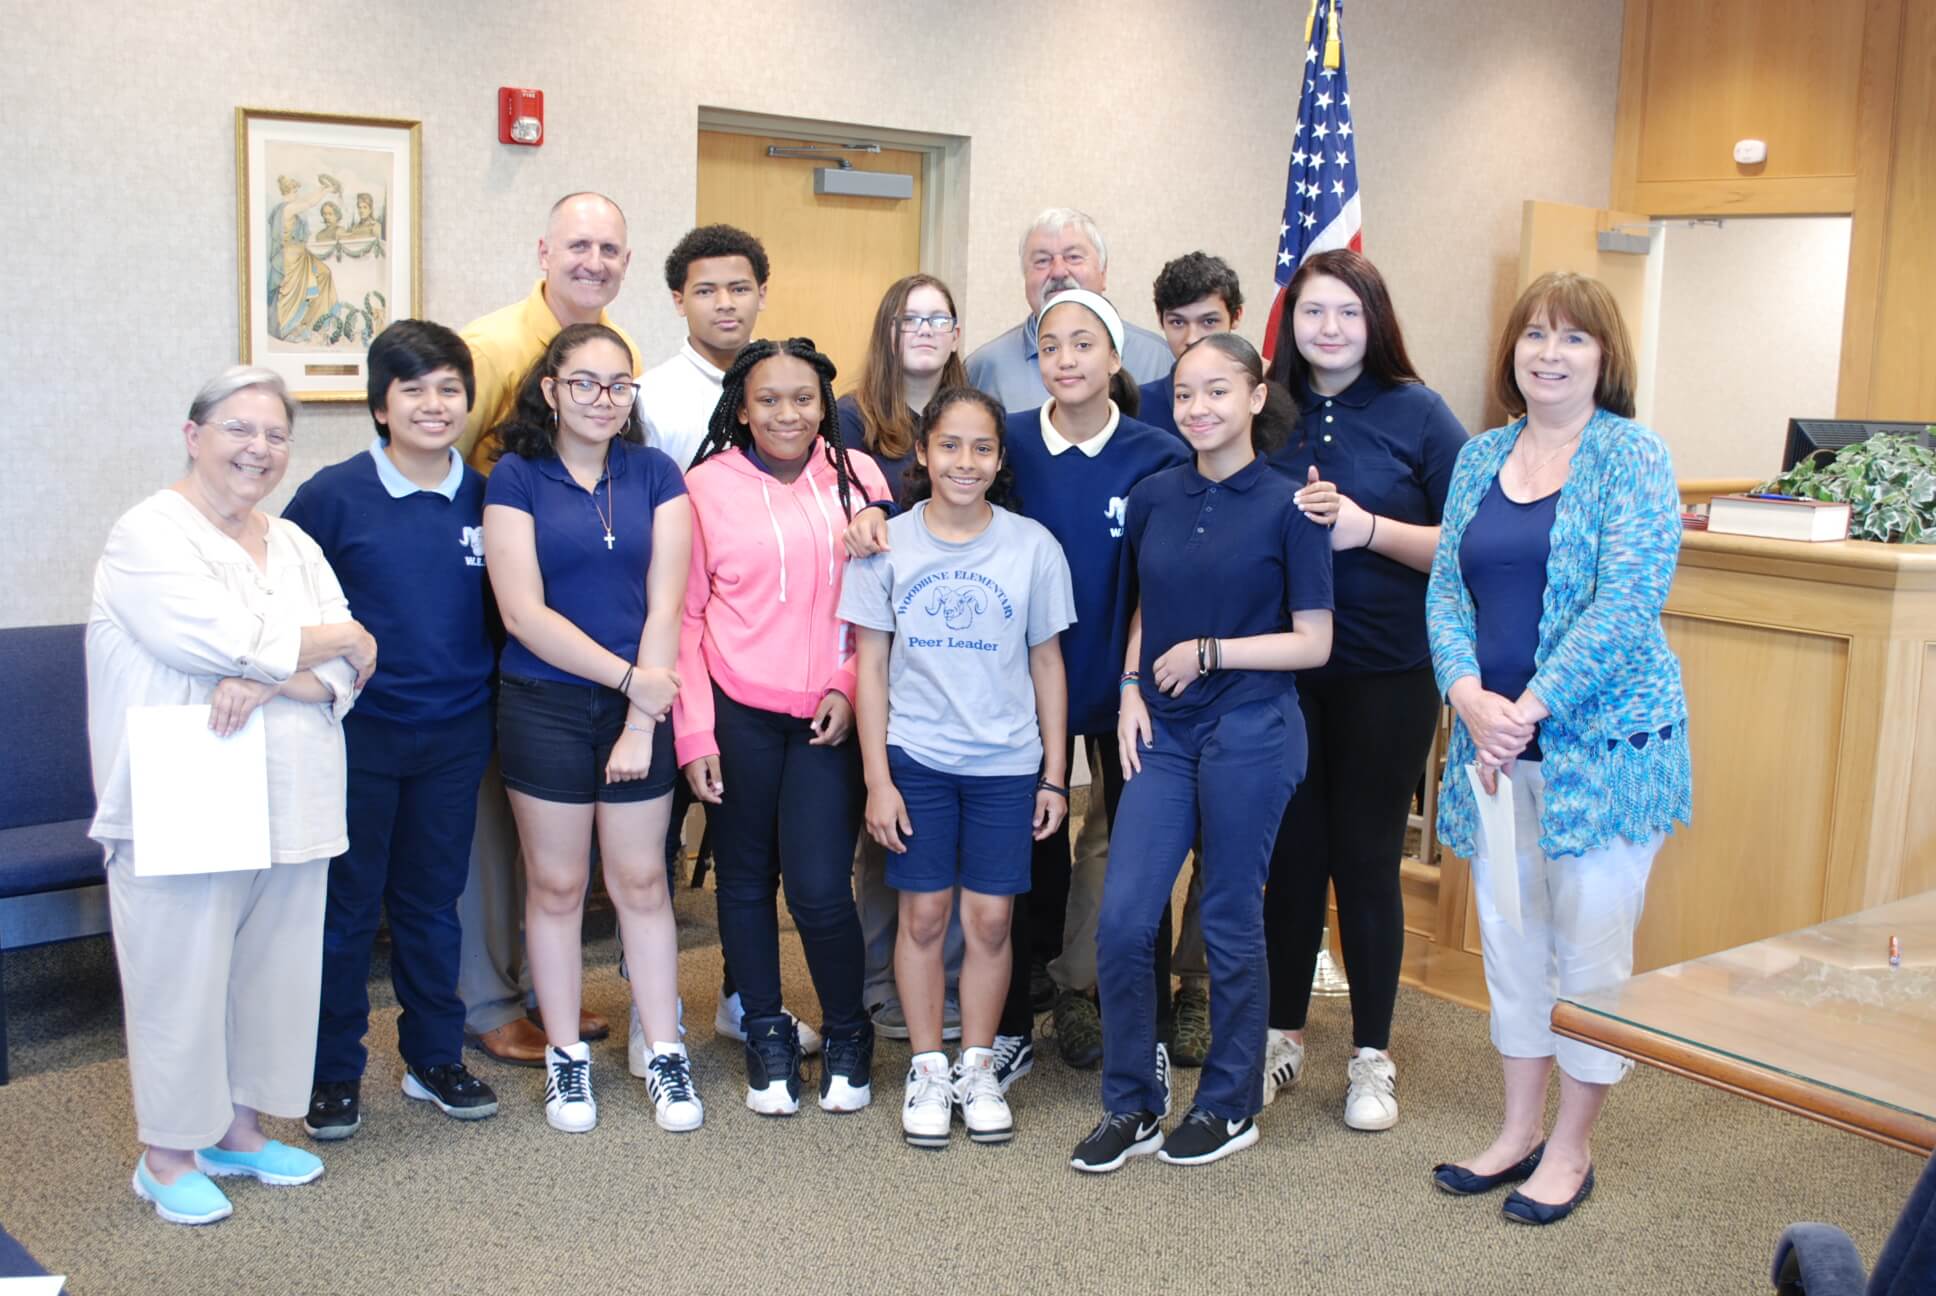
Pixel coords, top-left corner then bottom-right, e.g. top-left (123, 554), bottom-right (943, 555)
top-left (1324, 0), bottom-right (1342, 69)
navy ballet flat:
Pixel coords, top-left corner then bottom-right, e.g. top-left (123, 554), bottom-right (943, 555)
top-left (1502, 1165), bottom-right (1595, 1225)
top-left (1431, 1142), bottom-right (1545, 1196)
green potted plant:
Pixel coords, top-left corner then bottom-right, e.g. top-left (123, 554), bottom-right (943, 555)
top-left (1756, 430), bottom-right (1936, 544)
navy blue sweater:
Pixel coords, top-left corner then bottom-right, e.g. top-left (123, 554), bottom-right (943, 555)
top-left (283, 450), bottom-right (496, 727)
top-left (1004, 408), bottom-right (1190, 735)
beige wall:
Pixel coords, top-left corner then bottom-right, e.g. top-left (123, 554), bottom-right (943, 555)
top-left (1650, 217), bottom-right (1850, 481)
top-left (0, 0), bottom-right (1623, 627)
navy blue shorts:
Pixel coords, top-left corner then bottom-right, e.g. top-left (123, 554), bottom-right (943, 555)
top-left (496, 674), bottom-right (677, 804)
top-left (885, 746), bottom-right (1034, 896)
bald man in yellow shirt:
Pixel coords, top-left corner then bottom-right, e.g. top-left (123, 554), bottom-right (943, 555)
top-left (455, 192), bottom-right (640, 1066)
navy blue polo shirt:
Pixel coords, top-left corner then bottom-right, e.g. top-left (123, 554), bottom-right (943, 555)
top-left (484, 439), bottom-right (686, 688)
top-left (282, 440), bottom-right (495, 727)
top-left (836, 394), bottom-right (919, 509)
top-left (1137, 369), bottom-right (1180, 438)
top-left (1125, 455), bottom-right (1334, 724)
top-left (1267, 375), bottom-right (1466, 677)
top-left (1005, 405), bottom-right (1190, 735)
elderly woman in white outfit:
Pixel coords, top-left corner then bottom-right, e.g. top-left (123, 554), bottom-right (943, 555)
top-left (86, 366), bottom-right (376, 1225)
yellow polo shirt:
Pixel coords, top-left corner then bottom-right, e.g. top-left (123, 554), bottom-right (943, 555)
top-left (458, 279), bottom-right (641, 473)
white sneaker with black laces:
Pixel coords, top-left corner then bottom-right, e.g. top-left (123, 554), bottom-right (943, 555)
top-left (645, 1042), bottom-right (703, 1132)
top-left (1156, 1041), bottom-right (1174, 1119)
top-left (1157, 1104), bottom-right (1259, 1165)
top-left (629, 999), bottom-right (686, 1078)
top-left (1262, 1030), bottom-right (1305, 1107)
top-left (1344, 1047), bottom-right (1398, 1131)
top-left (952, 1047), bottom-right (1013, 1144)
top-left (901, 1051), bottom-right (954, 1149)
top-left (991, 1033), bottom-right (1033, 1093)
top-left (544, 1041), bottom-right (596, 1134)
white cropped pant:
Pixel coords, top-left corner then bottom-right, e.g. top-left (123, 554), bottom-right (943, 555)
top-left (107, 846), bottom-right (328, 1149)
top-left (1469, 762), bottom-right (1660, 1086)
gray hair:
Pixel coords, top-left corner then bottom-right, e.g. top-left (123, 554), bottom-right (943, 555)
top-left (1018, 207), bottom-right (1109, 272)
top-left (186, 365), bottom-right (298, 427)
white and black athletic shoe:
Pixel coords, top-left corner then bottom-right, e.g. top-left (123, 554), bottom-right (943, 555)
top-left (1070, 1109), bottom-right (1164, 1173)
top-left (645, 1043), bottom-right (704, 1132)
top-left (1157, 1105), bottom-right (1259, 1166)
top-left (743, 1013), bottom-right (803, 1116)
top-left (818, 1028), bottom-right (874, 1113)
top-left (304, 1081), bottom-right (361, 1141)
top-left (1156, 1041), bottom-right (1173, 1119)
top-left (543, 1042), bottom-right (597, 1134)
top-left (991, 1033), bottom-right (1034, 1093)
top-left (402, 1063), bottom-right (499, 1120)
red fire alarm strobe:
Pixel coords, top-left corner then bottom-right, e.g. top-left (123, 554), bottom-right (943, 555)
top-left (499, 88), bottom-right (544, 146)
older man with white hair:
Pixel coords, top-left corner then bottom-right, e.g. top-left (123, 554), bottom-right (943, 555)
top-left (963, 207), bottom-right (1174, 411)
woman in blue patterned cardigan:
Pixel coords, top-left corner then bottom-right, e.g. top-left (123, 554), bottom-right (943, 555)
top-left (1424, 272), bottom-right (1691, 1226)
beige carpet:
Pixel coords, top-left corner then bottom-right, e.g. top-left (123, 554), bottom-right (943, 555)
top-left (0, 883), bottom-right (1922, 1296)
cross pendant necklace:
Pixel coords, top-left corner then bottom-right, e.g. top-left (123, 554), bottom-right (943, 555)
top-left (588, 454), bottom-right (617, 551)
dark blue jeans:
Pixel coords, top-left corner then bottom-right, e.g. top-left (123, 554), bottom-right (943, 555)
top-left (316, 704), bottom-right (493, 1082)
top-left (1098, 692), bottom-right (1305, 1119)
top-left (709, 688), bottom-right (867, 1040)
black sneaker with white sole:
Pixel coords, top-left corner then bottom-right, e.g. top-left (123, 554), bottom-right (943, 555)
top-left (1157, 1105), bottom-right (1259, 1165)
top-left (991, 1033), bottom-right (1034, 1093)
top-left (818, 1027), bottom-right (874, 1113)
top-left (743, 1013), bottom-right (803, 1116)
top-left (1070, 1109), bottom-right (1165, 1173)
top-left (403, 1062), bottom-right (499, 1120)
top-left (304, 1080), bottom-right (362, 1141)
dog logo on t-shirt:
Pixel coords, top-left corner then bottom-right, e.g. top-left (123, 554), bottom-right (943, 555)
top-left (925, 585), bottom-right (986, 631)
top-left (460, 525), bottom-right (486, 567)
top-left (1105, 496), bottom-right (1127, 538)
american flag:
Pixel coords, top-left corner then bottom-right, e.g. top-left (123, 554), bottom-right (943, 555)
top-left (1263, 0), bottom-right (1363, 362)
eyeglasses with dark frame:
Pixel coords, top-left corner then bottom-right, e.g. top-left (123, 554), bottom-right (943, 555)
top-left (558, 377), bottom-right (639, 406)
top-left (895, 313), bottom-right (958, 334)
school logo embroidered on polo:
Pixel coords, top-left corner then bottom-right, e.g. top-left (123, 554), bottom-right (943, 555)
top-left (1105, 496), bottom-right (1127, 538)
top-left (460, 525), bottom-right (486, 567)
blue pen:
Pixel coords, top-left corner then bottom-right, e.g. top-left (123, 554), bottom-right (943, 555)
top-left (1748, 492), bottom-right (1800, 501)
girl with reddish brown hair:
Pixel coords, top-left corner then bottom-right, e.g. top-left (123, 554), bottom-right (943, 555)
top-left (837, 274), bottom-right (972, 508)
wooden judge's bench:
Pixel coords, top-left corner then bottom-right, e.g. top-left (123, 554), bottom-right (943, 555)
top-left (1397, 494), bottom-right (1936, 1005)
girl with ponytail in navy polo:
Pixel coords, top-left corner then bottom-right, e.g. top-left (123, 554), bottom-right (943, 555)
top-left (1072, 333), bottom-right (1333, 1174)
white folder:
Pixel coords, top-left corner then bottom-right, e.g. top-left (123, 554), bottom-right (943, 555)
top-left (1466, 764), bottom-right (1522, 935)
top-left (127, 705), bottom-right (271, 876)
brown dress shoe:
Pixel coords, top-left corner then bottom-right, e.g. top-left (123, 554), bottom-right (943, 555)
top-left (473, 1018), bottom-right (548, 1067)
top-left (578, 1011), bottom-right (610, 1042)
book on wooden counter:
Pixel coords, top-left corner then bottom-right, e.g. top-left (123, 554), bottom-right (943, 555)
top-left (1706, 493), bottom-right (1852, 542)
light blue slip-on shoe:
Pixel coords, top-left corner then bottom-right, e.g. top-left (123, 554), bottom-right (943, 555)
top-left (132, 1156), bottom-right (233, 1225)
top-left (194, 1139), bottom-right (324, 1186)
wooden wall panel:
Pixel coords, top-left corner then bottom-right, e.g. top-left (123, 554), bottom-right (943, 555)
top-left (1636, 614), bottom-right (1850, 972)
top-left (1898, 643), bottom-right (1936, 898)
top-left (1862, 0), bottom-right (1936, 419)
top-left (1631, 0), bottom-right (1866, 185)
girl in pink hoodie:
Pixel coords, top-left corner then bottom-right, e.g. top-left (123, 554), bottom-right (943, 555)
top-left (675, 337), bottom-right (891, 1119)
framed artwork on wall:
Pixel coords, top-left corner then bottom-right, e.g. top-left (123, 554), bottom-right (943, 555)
top-left (235, 107), bottom-right (422, 402)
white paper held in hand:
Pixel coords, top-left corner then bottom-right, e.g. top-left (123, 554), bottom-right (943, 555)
top-left (1466, 763), bottom-right (1522, 935)
top-left (127, 705), bottom-right (271, 876)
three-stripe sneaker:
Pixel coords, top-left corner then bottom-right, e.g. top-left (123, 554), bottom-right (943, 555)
top-left (645, 1042), bottom-right (704, 1132)
top-left (543, 1042), bottom-right (597, 1134)
top-left (1156, 1104), bottom-right (1258, 1166)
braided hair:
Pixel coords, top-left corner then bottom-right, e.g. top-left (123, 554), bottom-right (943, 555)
top-left (690, 337), bottom-right (860, 519)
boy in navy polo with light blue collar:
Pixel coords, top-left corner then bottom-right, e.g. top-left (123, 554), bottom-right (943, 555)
top-left (283, 320), bottom-right (501, 1140)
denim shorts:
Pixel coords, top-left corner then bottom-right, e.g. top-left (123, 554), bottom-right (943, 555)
top-left (885, 745), bottom-right (1034, 896)
top-left (496, 674), bottom-right (677, 804)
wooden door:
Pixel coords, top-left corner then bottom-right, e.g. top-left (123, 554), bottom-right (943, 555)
top-left (695, 130), bottom-right (925, 388)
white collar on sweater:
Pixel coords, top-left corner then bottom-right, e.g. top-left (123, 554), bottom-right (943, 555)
top-left (1038, 399), bottom-right (1121, 459)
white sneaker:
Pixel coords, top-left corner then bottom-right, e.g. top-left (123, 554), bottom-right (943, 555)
top-left (1262, 1030), bottom-right (1305, 1107)
top-left (544, 1042), bottom-right (597, 1134)
top-left (715, 991), bottom-right (822, 1055)
top-left (1344, 1047), bottom-right (1398, 1131)
top-left (902, 1051), bottom-right (954, 1149)
top-left (952, 1047), bottom-right (1013, 1144)
top-left (628, 998), bottom-right (686, 1078)
top-left (644, 1041), bottom-right (704, 1132)
top-left (1156, 1041), bottom-right (1174, 1119)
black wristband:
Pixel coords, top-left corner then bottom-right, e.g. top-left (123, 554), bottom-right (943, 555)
top-left (865, 497), bottom-right (900, 519)
top-left (1036, 779), bottom-right (1069, 799)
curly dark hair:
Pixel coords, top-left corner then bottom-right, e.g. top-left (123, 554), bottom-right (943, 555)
top-left (903, 387), bottom-right (1020, 511)
top-left (1151, 250), bottom-right (1244, 318)
top-left (690, 337), bottom-right (861, 520)
top-left (1176, 333), bottom-right (1298, 455)
top-left (491, 323), bottom-right (643, 462)
top-left (663, 223), bottom-right (770, 293)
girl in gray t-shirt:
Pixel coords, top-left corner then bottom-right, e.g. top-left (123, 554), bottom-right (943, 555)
top-left (838, 388), bottom-right (1075, 1151)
